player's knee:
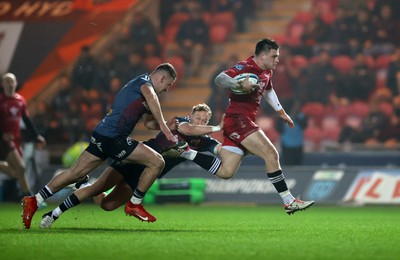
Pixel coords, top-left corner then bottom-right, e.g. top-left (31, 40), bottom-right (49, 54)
top-left (263, 148), bottom-right (279, 162)
top-left (153, 153), bottom-right (165, 170)
top-left (216, 168), bottom-right (234, 180)
top-left (219, 174), bottom-right (233, 180)
top-left (272, 149), bottom-right (280, 162)
top-left (269, 152), bottom-right (279, 162)
top-left (100, 200), bottom-right (116, 211)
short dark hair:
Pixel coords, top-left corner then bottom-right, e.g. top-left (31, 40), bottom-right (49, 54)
top-left (255, 38), bottom-right (280, 55)
top-left (155, 63), bottom-right (177, 80)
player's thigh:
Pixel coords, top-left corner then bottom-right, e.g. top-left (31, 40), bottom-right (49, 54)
top-left (91, 166), bottom-right (123, 195)
top-left (241, 130), bottom-right (277, 159)
top-left (6, 149), bottom-right (25, 172)
top-left (219, 148), bottom-right (243, 175)
top-left (123, 143), bottom-right (164, 168)
top-left (70, 150), bottom-right (104, 175)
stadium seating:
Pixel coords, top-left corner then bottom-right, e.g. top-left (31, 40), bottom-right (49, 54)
top-left (286, 22), bottom-right (305, 46)
top-left (331, 55), bottom-right (355, 74)
top-left (374, 55), bottom-right (392, 70)
top-left (145, 56), bottom-right (163, 71)
top-left (167, 55), bottom-right (185, 86)
top-left (378, 101), bottom-right (394, 117)
top-left (348, 101), bottom-right (370, 118)
top-left (293, 11), bottom-right (314, 24)
top-left (209, 24), bottom-right (230, 44)
top-left (301, 102), bottom-right (326, 126)
top-left (209, 11), bottom-right (235, 34)
top-left (304, 124), bottom-right (323, 152)
top-left (321, 115), bottom-right (341, 142)
top-left (291, 55), bottom-right (309, 69)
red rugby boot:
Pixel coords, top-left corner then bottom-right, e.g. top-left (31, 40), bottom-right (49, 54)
top-left (21, 196), bottom-right (38, 229)
top-left (125, 201), bottom-right (156, 222)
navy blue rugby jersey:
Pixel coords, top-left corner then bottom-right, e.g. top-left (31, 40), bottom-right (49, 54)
top-left (145, 116), bottom-right (220, 153)
top-left (94, 74), bottom-right (151, 137)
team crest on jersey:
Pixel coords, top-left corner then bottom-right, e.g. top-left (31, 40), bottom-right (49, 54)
top-left (126, 136), bottom-right (133, 145)
top-left (229, 132), bottom-right (241, 140)
top-left (234, 64), bottom-right (245, 71)
top-left (10, 106), bottom-right (19, 116)
top-left (140, 75), bottom-right (150, 81)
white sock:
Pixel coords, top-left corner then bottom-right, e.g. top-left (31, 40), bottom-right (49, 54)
top-left (79, 182), bottom-right (91, 189)
top-left (279, 190), bottom-right (295, 205)
top-left (35, 193), bottom-right (44, 205)
top-left (130, 196), bottom-right (142, 205)
top-left (52, 207), bottom-right (63, 218)
top-left (180, 148), bottom-right (197, 160)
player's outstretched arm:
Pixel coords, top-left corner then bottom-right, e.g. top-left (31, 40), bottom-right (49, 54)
top-left (263, 89), bottom-right (294, 128)
top-left (141, 84), bottom-right (176, 142)
top-left (177, 116), bottom-right (223, 136)
top-left (142, 114), bottom-right (178, 131)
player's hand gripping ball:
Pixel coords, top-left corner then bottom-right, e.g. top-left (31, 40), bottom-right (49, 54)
top-left (231, 73), bottom-right (259, 94)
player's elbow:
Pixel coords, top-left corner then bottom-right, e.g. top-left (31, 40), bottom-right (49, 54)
top-left (214, 72), bottom-right (225, 87)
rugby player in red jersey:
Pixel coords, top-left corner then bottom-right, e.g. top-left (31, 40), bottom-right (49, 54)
top-left (0, 73), bottom-right (46, 197)
top-left (181, 38), bottom-right (314, 214)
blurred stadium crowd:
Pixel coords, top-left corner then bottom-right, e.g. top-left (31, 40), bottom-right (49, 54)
top-left (25, 0), bottom-right (400, 158)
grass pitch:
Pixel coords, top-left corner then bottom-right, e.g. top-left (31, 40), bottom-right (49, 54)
top-left (0, 203), bottom-right (399, 260)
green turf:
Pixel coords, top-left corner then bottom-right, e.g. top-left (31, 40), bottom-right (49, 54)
top-left (0, 203), bottom-right (399, 259)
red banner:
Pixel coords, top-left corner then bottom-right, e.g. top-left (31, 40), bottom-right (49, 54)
top-left (0, 0), bottom-right (137, 21)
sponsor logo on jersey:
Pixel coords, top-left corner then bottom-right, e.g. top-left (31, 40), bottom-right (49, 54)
top-left (90, 136), bottom-right (103, 152)
top-left (234, 64), bottom-right (245, 71)
top-left (126, 136), bottom-right (133, 145)
top-left (140, 75), bottom-right (150, 81)
top-left (115, 150), bottom-right (126, 158)
top-left (229, 132), bottom-right (241, 140)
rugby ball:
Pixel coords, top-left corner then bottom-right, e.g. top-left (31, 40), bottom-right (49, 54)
top-left (231, 73), bottom-right (259, 95)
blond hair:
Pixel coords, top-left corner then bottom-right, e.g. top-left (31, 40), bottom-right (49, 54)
top-left (192, 103), bottom-right (212, 118)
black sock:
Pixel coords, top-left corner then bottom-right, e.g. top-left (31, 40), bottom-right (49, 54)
top-left (59, 193), bottom-right (81, 213)
top-left (193, 153), bottom-right (221, 175)
top-left (267, 170), bottom-right (289, 193)
top-left (38, 185), bottom-right (53, 200)
top-left (133, 188), bottom-right (146, 199)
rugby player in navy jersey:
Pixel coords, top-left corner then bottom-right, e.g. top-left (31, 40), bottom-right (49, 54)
top-left (39, 103), bottom-right (224, 227)
top-left (22, 63), bottom-right (178, 229)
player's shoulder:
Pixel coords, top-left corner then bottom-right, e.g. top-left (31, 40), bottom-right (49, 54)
top-left (128, 73), bottom-right (151, 88)
top-left (177, 115), bottom-right (190, 124)
top-left (232, 57), bottom-right (252, 69)
top-left (15, 93), bottom-right (26, 102)
top-left (233, 56), bottom-right (262, 73)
